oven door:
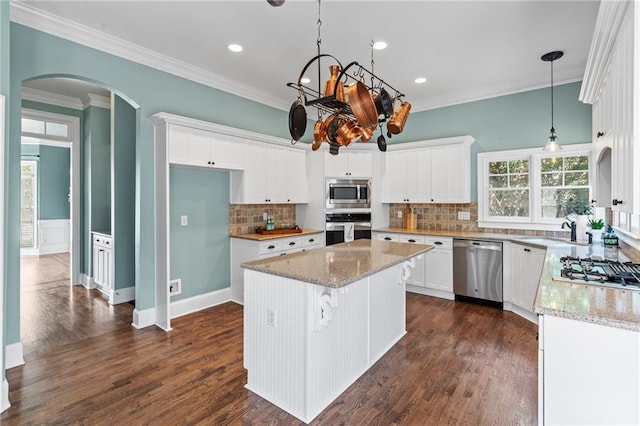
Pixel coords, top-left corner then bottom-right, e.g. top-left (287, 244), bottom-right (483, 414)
top-left (325, 222), bottom-right (372, 246)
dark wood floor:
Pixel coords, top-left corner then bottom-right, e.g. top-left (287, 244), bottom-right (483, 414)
top-left (5, 255), bottom-right (538, 424)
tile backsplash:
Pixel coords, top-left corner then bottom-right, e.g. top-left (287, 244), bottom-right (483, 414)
top-left (229, 204), bottom-right (296, 235)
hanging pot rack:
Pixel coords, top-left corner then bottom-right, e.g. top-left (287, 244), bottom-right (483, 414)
top-left (286, 54), bottom-right (405, 120)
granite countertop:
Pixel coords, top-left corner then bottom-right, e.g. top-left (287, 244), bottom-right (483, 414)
top-left (534, 244), bottom-right (640, 332)
top-left (231, 228), bottom-right (323, 241)
top-left (241, 238), bottom-right (432, 288)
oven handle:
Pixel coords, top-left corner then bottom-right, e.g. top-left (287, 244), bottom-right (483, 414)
top-left (326, 222), bottom-right (372, 232)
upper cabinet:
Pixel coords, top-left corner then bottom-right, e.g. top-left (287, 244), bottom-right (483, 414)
top-left (581, 1), bottom-right (639, 217)
top-left (324, 150), bottom-right (372, 177)
top-left (381, 136), bottom-right (474, 204)
top-left (168, 124), bottom-right (244, 170)
top-left (231, 141), bottom-right (308, 204)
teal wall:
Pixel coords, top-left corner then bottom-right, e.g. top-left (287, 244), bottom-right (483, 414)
top-left (35, 145), bottom-right (70, 220)
top-left (7, 22), bottom-right (292, 346)
top-left (388, 81), bottom-right (592, 200)
top-left (169, 167), bottom-right (230, 301)
top-left (112, 95), bottom-right (136, 290)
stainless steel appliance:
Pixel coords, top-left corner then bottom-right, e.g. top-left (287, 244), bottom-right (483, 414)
top-left (555, 256), bottom-right (640, 291)
top-left (453, 239), bottom-right (503, 305)
top-left (325, 212), bottom-right (372, 246)
top-left (326, 178), bottom-right (371, 209)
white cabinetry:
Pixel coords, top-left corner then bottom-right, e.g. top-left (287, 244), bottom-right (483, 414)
top-left (231, 141), bottom-right (308, 204)
top-left (92, 232), bottom-right (113, 295)
top-left (506, 243), bottom-right (545, 322)
top-left (230, 233), bottom-right (323, 303)
top-left (168, 124), bottom-right (244, 170)
top-left (382, 136), bottom-right (474, 204)
top-left (382, 149), bottom-right (431, 203)
top-left (422, 236), bottom-right (453, 293)
top-left (324, 150), bottom-right (372, 177)
top-left (373, 232), bottom-right (453, 299)
top-left (581, 1), bottom-right (640, 220)
top-left (539, 314), bottom-right (640, 425)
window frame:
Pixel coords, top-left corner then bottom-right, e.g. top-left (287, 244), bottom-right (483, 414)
top-left (478, 143), bottom-right (594, 230)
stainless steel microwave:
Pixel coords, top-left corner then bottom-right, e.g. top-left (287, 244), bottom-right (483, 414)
top-left (326, 178), bottom-right (371, 209)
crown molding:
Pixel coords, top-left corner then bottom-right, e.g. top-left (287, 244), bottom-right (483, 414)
top-left (82, 94), bottom-right (111, 109)
top-left (21, 86), bottom-right (83, 110)
top-left (9, 2), bottom-right (290, 112)
top-left (579, 0), bottom-right (630, 104)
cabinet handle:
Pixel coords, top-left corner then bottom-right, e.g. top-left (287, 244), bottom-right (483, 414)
top-left (308, 239), bottom-right (315, 243)
top-left (280, 253), bottom-right (287, 256)
top-left (267, 245), bottom-right (276, 250)
top-left (99, 249), bottom-right (104, 252)
top-left (434, 241), bottom-right (443, 245)
top-left (524, 248), bottom-right (531, 252)
top-left (289, 242), bottom-right (296, 246)
top-left (408, 239), bottom-right (416, 243)
top-left (384, 237), bottom-right (392, 241)
top-left (590, 199), bottom-right (597, 204)
top-left (612, 199), bottom-right (624, 206)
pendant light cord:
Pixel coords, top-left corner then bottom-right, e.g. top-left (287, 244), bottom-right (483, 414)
top-left (550, 58), bottom-right (554, 133)
top-left (316, 0), bottom-right (322, 97)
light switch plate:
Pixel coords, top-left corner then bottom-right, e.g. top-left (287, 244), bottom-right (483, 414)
top-left (397, 210), bottom-right (403, 218)
top-left (180, 215), bottom-right (188, 226)
top-left (263, 212), bottom-right (268, 221)
top-left (458, 211), bottom-right (471, 220)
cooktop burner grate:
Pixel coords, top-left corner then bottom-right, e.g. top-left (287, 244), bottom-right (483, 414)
top-left (559, 256), bottom-right (640, 290)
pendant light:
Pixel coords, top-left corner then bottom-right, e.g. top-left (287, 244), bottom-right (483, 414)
top-left (541, 51), bottom-right (564, 151)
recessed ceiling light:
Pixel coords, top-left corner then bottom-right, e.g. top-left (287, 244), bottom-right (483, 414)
top-left (228, 44), bottom-right (243, 53)
top-left (300, 77), bottom-right (311, 84)
top-left (372, 41), bottom-right (387, 50)
top-left (414, 77), bottom-right (427, 84)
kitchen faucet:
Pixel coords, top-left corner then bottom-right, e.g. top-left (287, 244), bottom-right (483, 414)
top-left (562, 219), bottom-right (577, 242)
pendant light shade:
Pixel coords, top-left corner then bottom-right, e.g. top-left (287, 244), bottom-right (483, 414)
top-left (541, 50), bottom-right (564, 151)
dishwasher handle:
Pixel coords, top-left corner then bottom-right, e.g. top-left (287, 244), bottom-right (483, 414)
top-left (453, 239), bottom-right (502, 252)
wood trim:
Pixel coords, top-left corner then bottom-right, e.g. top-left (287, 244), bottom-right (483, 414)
top-left (169, 287), bottom-right (232, 319)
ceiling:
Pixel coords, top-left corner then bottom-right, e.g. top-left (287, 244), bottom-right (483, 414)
top-left (17, 0), bottom-right (600, 112)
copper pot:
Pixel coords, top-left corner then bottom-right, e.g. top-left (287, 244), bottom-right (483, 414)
top-left (323, 65), bottom-right (345, 102)
top-left (326, 114), bottom-right (347, 144)
top-left (336, 120), bottom-right (363, 147)
top-left (387, 100), bottom-right (412, 135)
top-left (359, 125), bottom-right (376, 142)
top-left (347, 81), bottom-right (378, 129)
top-left (313, 119), bottom-right (327, 143)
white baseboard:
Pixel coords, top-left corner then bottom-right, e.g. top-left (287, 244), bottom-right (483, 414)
top-left (503, 301), bottom-right (539, 324)
top-left (131, 307), bottom-right (155, 329)
top-left (1, 380), bottom-right (10, 412)
top-left (170, 287), bottom-right (231, 319)
top-left (406, 285), bottom-right (455, 300)
top-left (5, 342), bottom-right (25, 369)
top-left (80, 273), bottom-right (97, 289)
top-left (110, 286), bottom-right (135, 305)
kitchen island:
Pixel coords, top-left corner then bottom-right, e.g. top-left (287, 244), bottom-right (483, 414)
top-left (241, 239), bottom-right (432, 423)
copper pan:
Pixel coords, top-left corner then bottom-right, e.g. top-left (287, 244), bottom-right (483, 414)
top-left (359, 125), bottom-right (376, 142)
top-left (347, 81), bottom-right (378, 129)
top-left (336, 120), bottom-right (363, 147)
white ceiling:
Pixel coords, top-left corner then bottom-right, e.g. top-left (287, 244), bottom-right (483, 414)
top-left (17, 0), bottom-right (600, 112)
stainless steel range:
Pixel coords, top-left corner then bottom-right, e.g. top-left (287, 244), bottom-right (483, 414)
top-left (556, 256), bottom-right (640, 291)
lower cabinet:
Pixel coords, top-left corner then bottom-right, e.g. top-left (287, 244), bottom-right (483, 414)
top-left (373, 232), bottom-right (453, 299)
top-left (230, 233), bottom-right (323, 304)
top-left (506, 243), bottom-right (545, 321)
top-left (92, 232), bottom-right (113, 294)
top-left (539, 314), bottom-right (640, 425)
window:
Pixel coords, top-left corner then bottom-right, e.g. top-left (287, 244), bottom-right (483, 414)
top-left (21, 116), bottom-right (70, 139)
top-left (479, 144), bottom-right (592, 229)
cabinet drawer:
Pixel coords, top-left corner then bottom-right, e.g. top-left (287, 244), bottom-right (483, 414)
top-left (301, 234), bottom-right (322, 248)
top-left (423, 236), bottom-right (452, 250)
top-left (258, 240), bottom-right (283, 255)
top-left (376, 233), bottom-right (400, 242)
top-left (400, 235), bottom-right (425, 244)
top-left (93, 234), bottom-right (112, 248)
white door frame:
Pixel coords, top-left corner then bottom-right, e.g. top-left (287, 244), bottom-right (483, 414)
top-left (20, 108), bottom-right (80, 285)
top-left (19, 159), bottom-right (38, 251)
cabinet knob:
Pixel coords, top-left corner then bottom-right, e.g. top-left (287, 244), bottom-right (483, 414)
top-left (524, 248), bottom-right (531, 252)
top-left (596, 131), bottom-right (604, 138)
top-left (612, 199), bottom-right (624, 206)
top-left (590, 199), bottom-right (597, 204)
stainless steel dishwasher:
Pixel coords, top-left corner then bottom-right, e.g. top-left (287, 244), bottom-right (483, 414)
top-left (453, 239), bottom-right (503, 305)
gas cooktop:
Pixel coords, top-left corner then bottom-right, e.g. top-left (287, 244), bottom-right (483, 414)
top-left (556, 256), bottom-right (640, 291)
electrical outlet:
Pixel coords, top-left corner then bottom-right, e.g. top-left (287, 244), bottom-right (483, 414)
top-left (267, 308), bottom-right (277, 327)
top-left (397, 210), bottom-right (403, 218)
top-left (263, 212), bottom-right (268, 221)
top-left (169, 278), bottom-right (182, 296)
top-left (458, 211), bottom-right (471, 220)
top-left (180, 215), bottom-right (188, 226)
